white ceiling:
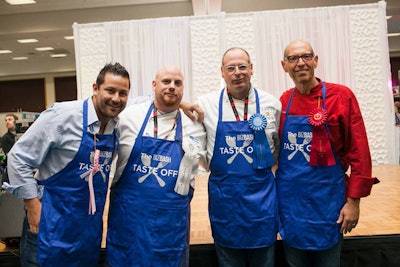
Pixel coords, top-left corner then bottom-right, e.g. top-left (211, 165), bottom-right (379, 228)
top-left (0, 0), bottom-right (399, 80)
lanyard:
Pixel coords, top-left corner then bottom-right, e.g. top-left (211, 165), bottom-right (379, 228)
top-left (153, 104), bottom-right (180, 139)
top-left (227, 89), bottom-right (249, 121)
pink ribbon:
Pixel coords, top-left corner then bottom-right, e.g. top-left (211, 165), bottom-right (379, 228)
top-left (88, 149), bottom-right (100, 215)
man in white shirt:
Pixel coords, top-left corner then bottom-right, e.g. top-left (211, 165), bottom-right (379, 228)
top-left (198, 47), bottom-right (281, 267)
top-left (105, 65), bottom-right (206, 267)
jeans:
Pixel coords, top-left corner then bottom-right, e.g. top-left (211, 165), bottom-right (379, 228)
top-left (215, 243), bottom-right (275, 267)
top-left (20, 216), bottom-right (40, 267)
top-left (283, 239), bottom-right (342, 267)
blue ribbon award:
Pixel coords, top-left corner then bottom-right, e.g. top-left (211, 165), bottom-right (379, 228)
top-left (248, 113), bottom-right (275, 169)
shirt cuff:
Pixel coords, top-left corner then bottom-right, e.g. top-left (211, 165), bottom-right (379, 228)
top-left (2, 182), bottom-right (39, 200)
top-left (346, 175), bottom-right (379, 198)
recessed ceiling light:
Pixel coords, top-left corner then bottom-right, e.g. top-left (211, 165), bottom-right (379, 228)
top-left (35, 47), bottom-right (54, 51)
top-left (64, 36), bottom-right (74, 40)
top-left (51, 54), bottom-right (67, 58)
top-left (12, 57), bottom-right (29, 60)
top-left (0, 50), bottom-right (12, 54)
top-left (388, 33), bottom-right (400, 37)
top-left (5, 0), bottom-right (36, 5)
top-left (17, 39), bottom-right (38, 43)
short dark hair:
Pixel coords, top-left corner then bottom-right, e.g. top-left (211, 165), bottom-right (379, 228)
top-left (96, 63), bottom-right (130, 88)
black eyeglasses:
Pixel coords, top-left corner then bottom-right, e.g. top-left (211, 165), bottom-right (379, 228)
top-left (284, 53), bottom-right (314, 63)
top-left (223, 64), bottom-right (250, 74)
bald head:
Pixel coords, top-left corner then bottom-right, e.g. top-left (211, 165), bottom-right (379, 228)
top-left (283, 40), bottom-right (314, 59)
top-left (152, 64), bottom-right (184, 112)
top-left (155, 65), bottom-right (183, 81)
top-left (222, 47), bottom-right (251, 66)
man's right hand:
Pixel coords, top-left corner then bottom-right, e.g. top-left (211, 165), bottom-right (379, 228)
top-left (180, 101), bottom-right (204, 123)
top-left (24, 197), bottom-right (42, 233)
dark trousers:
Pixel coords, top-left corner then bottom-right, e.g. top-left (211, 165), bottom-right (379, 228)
top-left (20, 216), bottom-right (40, 267)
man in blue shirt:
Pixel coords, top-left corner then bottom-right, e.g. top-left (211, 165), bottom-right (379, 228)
top-left (3, 63), bottom-right (130, 267)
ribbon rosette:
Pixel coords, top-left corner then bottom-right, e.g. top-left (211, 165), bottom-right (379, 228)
top-left (249, 113), bottom-right (267, 131)
top-left (307, 108), bottom-right (335, 166)
top-left (248, 113), bottom-right (274, 169)
top-left (308, 107), bottom-right (328, 126)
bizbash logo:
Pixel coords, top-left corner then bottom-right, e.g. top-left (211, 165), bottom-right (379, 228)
top-left (133, 153), bottom-right (178, 187)
top-left (283, 131), bottom-right (312, 161)
top-left (79, 150), bottom-right (113, 182)
top-left (219, 135), bottom-right (254, 164)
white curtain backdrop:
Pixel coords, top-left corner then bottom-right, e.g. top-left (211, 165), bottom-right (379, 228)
top-left (253, 6), bottom-right (354, 97)
top-left (73, 1), bottom-right (398, 164)
top-left (104, 17), bottom-right (192, 101)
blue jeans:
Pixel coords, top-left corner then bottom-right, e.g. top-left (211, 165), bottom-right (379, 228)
top-left (215, 243), bottom-right (275, 267)
top-left (283, 239), bottom-right (342, 267)
top-left (20, 216), bottom-right (40, 267)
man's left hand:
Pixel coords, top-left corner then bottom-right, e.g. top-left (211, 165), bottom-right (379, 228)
top-left (337, 197), bottom-right (360, 234)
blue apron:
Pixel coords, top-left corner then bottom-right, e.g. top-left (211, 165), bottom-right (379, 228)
top-left (106, 103), bottom-right (192, 267)
top-left (276, 83), bottom-right (346, 250)
top-left (208, 89), bottom-right (278, 248)
top-left (38, 99), bottom-right (117, 266)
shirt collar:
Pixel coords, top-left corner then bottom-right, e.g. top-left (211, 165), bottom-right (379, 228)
top-left (87, 97), bottom-right (119, 133)
top-left (225, 84), bottom-right (254, 101)
top-left (309, 78), bottom-right (322, 94)
top-left (249, 83), bottom-right (255, 98)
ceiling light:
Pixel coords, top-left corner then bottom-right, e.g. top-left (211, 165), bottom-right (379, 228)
top-left (64, 36), bottom-right (74, 40)
top-left (35, 47), bottom-right (54, 51)
top-left (51, 54), bottom-right (67, 58)
top-left (0, 50), bottom-right (12, 54)
top-left (17, 39), bottom-right (38, 43)
top-left (5, 0), bottom-right (36, 5)
top-left (386, 16), bottom-right (392, 20)
top-left (12, 57), bottom-right (28, 60)
top-left (388, 33), bottom-right (400, 37)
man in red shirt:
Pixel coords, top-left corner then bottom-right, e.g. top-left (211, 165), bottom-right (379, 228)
top-left (276, 39), bottom-right (378, 267)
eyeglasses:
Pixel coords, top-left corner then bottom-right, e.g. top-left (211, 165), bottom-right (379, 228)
top-left (284, 53), bottom-right (314, 63)
top-left (223, 64), bottom-right (250, 74)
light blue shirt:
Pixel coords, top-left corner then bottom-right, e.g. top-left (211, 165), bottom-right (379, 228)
top-left (3, 97), bottom-right (118, 200)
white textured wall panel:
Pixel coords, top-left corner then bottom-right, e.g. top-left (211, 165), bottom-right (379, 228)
top-left (350, 2), bottom-right (394, 164)
top-left (190, 15), bottom-right (224, 101)
top-left (74, 23), bottom-right (107, 99)
top-left (224, 13), bottom-right (259, 90)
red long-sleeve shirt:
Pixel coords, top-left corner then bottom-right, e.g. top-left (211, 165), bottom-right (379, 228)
top-left (279, 80), bottom-right (378, 198)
